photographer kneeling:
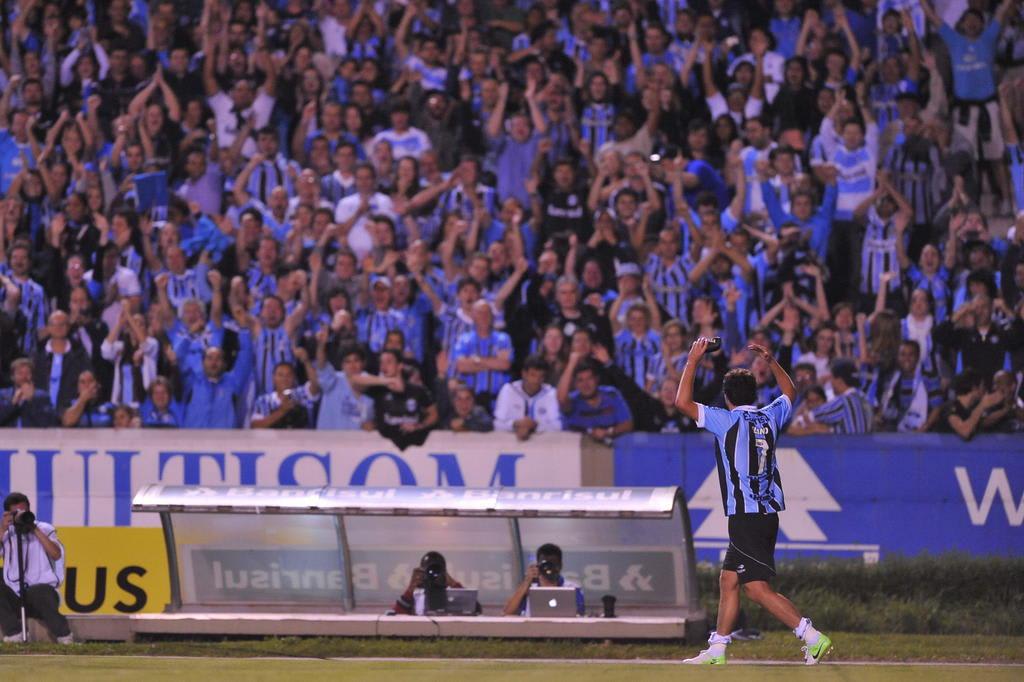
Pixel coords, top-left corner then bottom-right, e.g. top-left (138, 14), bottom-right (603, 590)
top-left (392, 551), bottom-right (478, 615)
top-left (503, 543), bottom-right (584, 616)
top-left (0, 493), bottom-right (73, 643)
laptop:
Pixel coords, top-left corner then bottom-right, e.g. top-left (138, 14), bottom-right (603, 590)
top-left (527, 587), bottom-right (578, 617)
top-left (424, 588), bottom-right (478, 615)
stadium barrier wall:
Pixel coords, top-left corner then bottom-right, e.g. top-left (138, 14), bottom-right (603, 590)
top-left (613, 433), bottom-right (1024, 561)
top-left (0, 430), bottom-right (591, 528)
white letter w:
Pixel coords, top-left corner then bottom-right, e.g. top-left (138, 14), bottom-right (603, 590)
top-left (955, 467), bottom-right (1024, 526)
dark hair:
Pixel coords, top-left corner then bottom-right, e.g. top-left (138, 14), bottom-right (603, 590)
top-left (573, 358), bottom-right (600, 377)
top-left (456, 277), bottom-right (482, 293)
top-left (379, 348), bottom-right (404, 366)
top-left (354, 161), bottom-right (377, 177)
top-left (952, 370), bottom-right (982, 397)
top-left (965, 269), bottom-right (998, 299)
top-left (696, 191), bottom-right (720, 210)
top-left (723, 368), bottom-right (757, 406)
top-left (240, 207), bottom-right (264, 224)
top-left (794, 362), bottom-right (818, 378)
top-left (3, 492), bottom-right (29, 511)
top-left (805, 385), bottom-right (827, 403)
top-left (340, 344), bottom-right (366, 363)
top-left (522, 354), bottom-right (550, 374)
top-left (537, 543), bottom-right (562, 562)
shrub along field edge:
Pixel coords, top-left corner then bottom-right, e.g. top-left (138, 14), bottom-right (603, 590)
top-left (695, 555), bottom-right (1024, 635)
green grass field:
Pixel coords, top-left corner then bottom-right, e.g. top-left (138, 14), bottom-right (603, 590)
top-left (3, 631), bottom-right (1024, 663)
top-left (0, 656), bottom-right (1021, 682)
top-left (3, 557), bottom-right (1021, 679)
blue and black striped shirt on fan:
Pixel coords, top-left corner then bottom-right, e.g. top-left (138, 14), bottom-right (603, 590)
top-left (697, 395), bottom-right (792, 516)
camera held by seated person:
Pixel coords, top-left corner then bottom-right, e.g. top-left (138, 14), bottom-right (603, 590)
top-left (504, 543), bottom-right (584, 617)
top-left (392, 551), bottom-right (480, 616)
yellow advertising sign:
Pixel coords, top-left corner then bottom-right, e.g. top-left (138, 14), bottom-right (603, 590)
top-left (57, 528), bottom-right (170, 615)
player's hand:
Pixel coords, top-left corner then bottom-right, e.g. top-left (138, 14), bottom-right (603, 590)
top-left (688, 337), bottom-right (709, 362)
top-left (747, 343), bottom-right (774, 363)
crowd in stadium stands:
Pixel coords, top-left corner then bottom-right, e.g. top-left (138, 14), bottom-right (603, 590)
top-left (0, 0), bottom-right (1023, 443)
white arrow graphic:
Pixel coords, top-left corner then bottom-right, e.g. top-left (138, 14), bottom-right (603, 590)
top-left (689, 448), bottom-right (841, 542)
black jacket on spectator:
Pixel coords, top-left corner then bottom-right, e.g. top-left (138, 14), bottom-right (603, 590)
top-left (32, 345), bottom-right (93, 411)
top-left (0, 310), bottom-right (26, 388)
top-left (0, 388), bottom-right (58, 427)
top-left (932, 320), bottom-right (1024, 387)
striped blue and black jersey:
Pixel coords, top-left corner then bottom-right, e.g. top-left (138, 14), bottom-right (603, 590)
top-left (581, 102), bottom-right (616, 154)
top-left (697, 395), bottom-right (793, 516)
top-left (438, 304), bottom-right (476, 357)
top-left (356, 307), bottom-right (406, 354)
top-left (254, 325), bottom-right (295, 397)
top-left (614, 329), bottom-right (661, 391)
top-left (860, 207), bottom-right (900, 295)
top-left (833, 145), bottom-right (876, 220)
top-left (451, 329), bottom-right (512, 396)
top-left (645, 253), bottom-right (691, 324)
top-left (811, 388), bottom-right (874, 434)
top-left (247, 156), bottom-right (298, 204)
top-left (1, 268), bottom-right (47, 354)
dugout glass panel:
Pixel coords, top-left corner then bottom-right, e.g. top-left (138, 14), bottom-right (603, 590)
top-left (343, 515), bottom-right (517, 608)
top-left (517, 511), bottom-right (690, 610)
top-left (169, 512), bottom-right (347, 608)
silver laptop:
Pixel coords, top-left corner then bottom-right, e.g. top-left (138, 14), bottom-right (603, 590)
top-left (527, 587), bottom-right (578, 617)
top-left (439, 588), bottom-right (478, 615)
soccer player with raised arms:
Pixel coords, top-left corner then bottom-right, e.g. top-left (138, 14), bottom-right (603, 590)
top-left (676, 337), bottom-right (832, 665)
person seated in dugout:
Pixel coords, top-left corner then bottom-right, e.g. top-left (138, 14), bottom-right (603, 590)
top-left (503, 543), bottom-right (584, 616)
top-left (391, 551), bottom-right (480, 615)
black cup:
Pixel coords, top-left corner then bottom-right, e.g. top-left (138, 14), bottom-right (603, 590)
top-left (602, 594), bottom-right (617, 618)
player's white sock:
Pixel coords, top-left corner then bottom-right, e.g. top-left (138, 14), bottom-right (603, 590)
top-left (708, 631), bottom-right (731, 656)
top-left (793, 617), bottom-right (820, 645)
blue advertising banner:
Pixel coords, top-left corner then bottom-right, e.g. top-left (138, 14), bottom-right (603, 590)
top-left (614, 434), bottom-right (1024, 561)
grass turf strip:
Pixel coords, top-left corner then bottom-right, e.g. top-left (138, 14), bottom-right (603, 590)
top-left (695, 556), bottom-right (1024, 635)
top-left (2, 632), bottom-right (1023, 663)
top-left (0, 657), bottom-right (1021, 682)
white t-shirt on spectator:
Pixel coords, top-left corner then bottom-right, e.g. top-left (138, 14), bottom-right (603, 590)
top-left (706, 93), bottom-right (763, 127)
top-left (366, 127), bottom-right (432, 160)
top-left (319, 15), bottom-right (348, 59)
top-left (334, 192), bottom-right (396, 259)
top-left (208, 90), bottom-right (275, 158)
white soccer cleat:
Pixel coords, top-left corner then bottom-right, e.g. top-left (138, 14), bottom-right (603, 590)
top-left (802, 633), bottom-right (833, 665)
top-left (682, 648), bottom-right (726, 665)
top-left (57, 634), bottom-right (75, 645)
top-left (2, 633), bottom-right (23, 643)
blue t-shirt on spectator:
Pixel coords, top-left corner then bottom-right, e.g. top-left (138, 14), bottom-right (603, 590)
top-left (939, 21), bottom-right (1000, 101)
top-left (562, 386), bottom-right (632, 432)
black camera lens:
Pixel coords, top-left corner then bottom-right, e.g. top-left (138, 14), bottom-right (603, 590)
top-left (538, 560), bottom-right (558, 578)
top-left (13, 509), bottom-right (35, 534)
top-left (424, 562), bottom-right (446, 587)
top-left (706, 336), bottom-right (722, 352)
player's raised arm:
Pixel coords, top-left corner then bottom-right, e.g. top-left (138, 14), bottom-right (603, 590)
top-left (749, 343), bottom-right (796, 403)
top-left (675, 337), bottom-right (709, 420)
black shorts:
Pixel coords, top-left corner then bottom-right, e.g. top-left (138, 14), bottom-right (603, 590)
top-left (722, 513), bottom-right (779, 584)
